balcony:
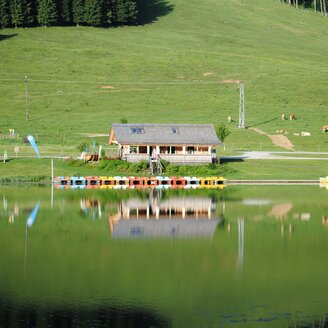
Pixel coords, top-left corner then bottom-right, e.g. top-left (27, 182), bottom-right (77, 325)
top-left (126, 153), bottom-right (215, 164)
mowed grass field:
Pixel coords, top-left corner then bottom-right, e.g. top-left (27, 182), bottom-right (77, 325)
top-left (1, 0), bottom-right (328, 153)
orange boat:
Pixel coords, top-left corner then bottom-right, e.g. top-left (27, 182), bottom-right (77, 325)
top-left (156, 176), bottom-right (172, 186)
top-left (143, 177), bottom-right (159, 187)
top-left (171, 177), bottom-right (187, 187)
top-left (85, 176), bottom-right (100, 189)
top-left (129, 177), bottom-right (145, 188)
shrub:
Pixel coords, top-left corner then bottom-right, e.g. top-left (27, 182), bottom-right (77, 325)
top-left (216, 124), bottom-right (231, 142)
top-left (77, 142), bottom-right (88, 153)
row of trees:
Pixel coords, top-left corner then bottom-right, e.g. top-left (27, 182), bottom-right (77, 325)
top-left (279, 0), bottom-right (328, 16)
top-left (0, 0), bottom-right (138, 28)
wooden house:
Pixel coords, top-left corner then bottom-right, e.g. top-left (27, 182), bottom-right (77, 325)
top-left (109, 195), bottom-right (220, 239)
top-left (108, 123), bottom-right (222, 164)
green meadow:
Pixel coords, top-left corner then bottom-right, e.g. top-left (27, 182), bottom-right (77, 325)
top-left (1, 0), bottom-right (328, 177)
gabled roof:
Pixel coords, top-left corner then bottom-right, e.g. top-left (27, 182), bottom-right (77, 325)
top-left (112, 219), bottom-right (220, 239)
top-left (109, 123), bottom-right (222, 146)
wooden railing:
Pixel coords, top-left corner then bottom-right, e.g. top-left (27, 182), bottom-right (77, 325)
top-left (0, 133), bottom-right (19, 139)
top-left (126, 153), bottom-right (214, 164)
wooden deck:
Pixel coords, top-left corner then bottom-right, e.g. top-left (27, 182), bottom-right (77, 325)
top-left (228, 180), bottom-right (319, 185)
top-left (126, 153), bottom-right (214, 164)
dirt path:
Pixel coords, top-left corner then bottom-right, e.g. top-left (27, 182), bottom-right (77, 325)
top-left (250, 127), bottom-right (294, 150)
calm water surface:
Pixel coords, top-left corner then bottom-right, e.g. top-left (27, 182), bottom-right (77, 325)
top-left (0, 185), bottom-right (328, 327)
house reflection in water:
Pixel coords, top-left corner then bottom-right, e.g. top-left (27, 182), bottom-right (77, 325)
top-left (109, 191), bottom-right (221, 239)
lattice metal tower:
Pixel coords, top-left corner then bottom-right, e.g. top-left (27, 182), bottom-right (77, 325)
top-left (238, 81), bottom-right (245, 128)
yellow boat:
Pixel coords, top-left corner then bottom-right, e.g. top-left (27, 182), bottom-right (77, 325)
top-left (99, 176), bottom-right (116, 189)
top-left (320, 176), bottom-right (328, 184)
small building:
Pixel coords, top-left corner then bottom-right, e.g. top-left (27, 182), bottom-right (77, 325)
top-left (109, 194), bottom-right (221, 239)
top-left (108, 123), bottom-right (222, 164)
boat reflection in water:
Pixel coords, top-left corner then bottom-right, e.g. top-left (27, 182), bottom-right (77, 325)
top-left (109, 190), bottom-right (221, 239)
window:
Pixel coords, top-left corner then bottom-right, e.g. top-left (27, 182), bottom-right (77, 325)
top-left (187, 146), bottom-right (195, 154)
top-left (139, 146), bottom-right (147, 154)
top-left (130, 127), bottom-right (145, 134)
top-left (171, 127), bottom-right (179, 134)
top-left (130, 146), bottom-right (137, 153)
top-left (160, 146), bottom-right (168, 154)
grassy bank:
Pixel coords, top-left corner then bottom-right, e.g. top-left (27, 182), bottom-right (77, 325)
top-left (1, 157), bottom-right (328, 180)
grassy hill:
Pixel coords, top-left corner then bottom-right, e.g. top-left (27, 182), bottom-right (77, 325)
top-left (1, 0), bottom-right (328, 152)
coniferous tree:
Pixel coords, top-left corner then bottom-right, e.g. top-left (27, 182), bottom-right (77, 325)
top-left (124, 0), bottom-right (137, 23)
top-left (0, 0), bottom-right (10, 28)
top-left (72, 0), bottom-right (84, 25)
top-left (112, 0), bottom-right (137, 24)
top-left (3, 0), bottom-right (139, 27)
top-left (23, 0), bottom-right (36, 25)
top-left (84, 0), bottom-right (102, 26)
top-left (10, 0), bottom-right (24, 27)
top-left (37, 0), bottom-right (57, 26)
top-left (115, 0), bottom-right (127, 23)
top-left (103, 0), bottom-right (113, 24)
top-left (57, 0), bottom-right (72, 24)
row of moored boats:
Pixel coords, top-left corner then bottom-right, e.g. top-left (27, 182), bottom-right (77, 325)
top-left (54, 176), bottom-right (226, 189)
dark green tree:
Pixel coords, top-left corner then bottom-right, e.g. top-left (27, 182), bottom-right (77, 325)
top-left (10, 0), bottom-right (24, 27)
top-left (37, 0), bottom-right (57, 26)
top-left (23, 0), bottom-right (36, 25)
top-left (72, 0), bottom-right (84, 25)
top-left (103, 0), bottom-right (113, 24)
top-left (123, 0), bottom-right (137, 23)
top-left (114, 0), bottom-right (137, 24)
top-left (57, 0), bottom-right (72, 24)
top-left (0, 0), bottom-right (10, 27)
top-left (84, 0), bottom-right (102, 26)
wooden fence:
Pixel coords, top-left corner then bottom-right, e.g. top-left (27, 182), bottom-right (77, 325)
top-left (0, 134), bottom-right (19, 139)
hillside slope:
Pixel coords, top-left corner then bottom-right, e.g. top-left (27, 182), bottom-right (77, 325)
top-left (0, 0), bottom-right (328, 150)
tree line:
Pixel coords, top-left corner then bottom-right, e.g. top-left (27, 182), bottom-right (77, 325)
top-left (279, 0), bottom-right (327, 16)
top-left (0, 0), bottom-right (138, 28)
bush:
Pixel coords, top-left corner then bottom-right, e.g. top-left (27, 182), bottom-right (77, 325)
top-left (77, 142), bottom-right (88, 153)
top-left (216, 124), bottom-right (231, 142)
top-left (66, 158), bottom-right (86, 167)
top-left (136, 160), bottom-right (149, 172)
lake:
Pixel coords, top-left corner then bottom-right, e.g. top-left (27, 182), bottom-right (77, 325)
top-left (0, 185), bottom-right (327, 327)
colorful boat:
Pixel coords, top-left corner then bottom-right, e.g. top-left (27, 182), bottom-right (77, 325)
top-left (53, 175), bottom-right (226, 190)
top-left (70, 176), bottom-right (86, 189)
top-left (99, 176), bottom-right (116, 189)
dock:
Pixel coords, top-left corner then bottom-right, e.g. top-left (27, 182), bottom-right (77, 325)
top-left (227, 180), bottom-right (319, 185)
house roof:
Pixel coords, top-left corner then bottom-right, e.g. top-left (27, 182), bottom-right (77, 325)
top-left (112, 219), bottom-right (220, 239)
top-left (110, 123), bottom-right (223, 146)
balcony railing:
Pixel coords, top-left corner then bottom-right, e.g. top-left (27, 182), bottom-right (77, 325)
top-left (125, 153), bottom-right (214, 164)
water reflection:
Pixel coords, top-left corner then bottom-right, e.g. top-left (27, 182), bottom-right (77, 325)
top-left (1, 186), bottom-right (328, 327)
top-left (2, 195), bottom-right (19, 224)
top-left (24, 201), bottom-right (41, 273)
top-left (80, 198), bottom-right (102, 219)
top-left (109, 190), bottom-right (221, 239)
top-left (237, 217), bottom-right (244, 272)
top-left (0, 297), bottom-right (170, 328)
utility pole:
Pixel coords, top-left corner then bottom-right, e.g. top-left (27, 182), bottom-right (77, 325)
top-left (25, 75), bottom-right (29, 121)
top-left (238, 81), bottom-right (245, 128)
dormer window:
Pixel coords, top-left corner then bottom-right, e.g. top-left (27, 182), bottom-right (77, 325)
top-left (131, 127), bottom-right (145, 134)
top-left (171, 127), bottom-right (179, 134)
